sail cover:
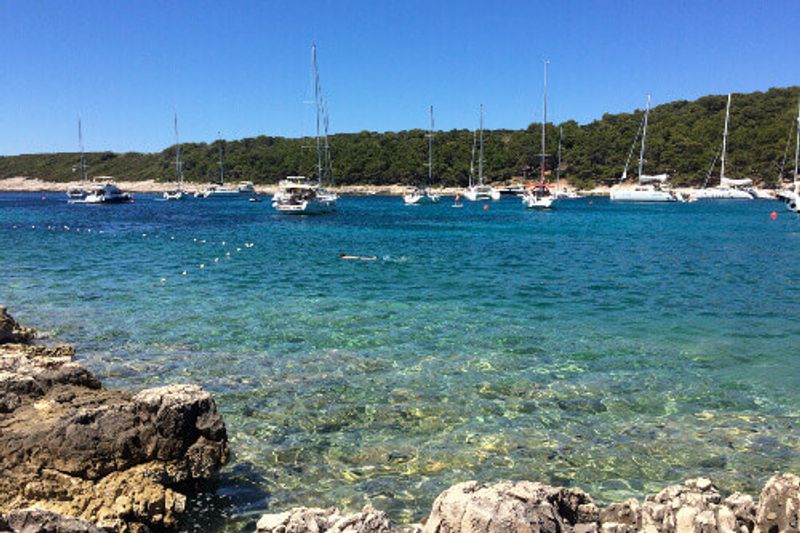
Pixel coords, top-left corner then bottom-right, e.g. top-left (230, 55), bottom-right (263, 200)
top-left (640, 174), bottom-right (669, 184)
top-left (721, 177), bottom-right (753, 187)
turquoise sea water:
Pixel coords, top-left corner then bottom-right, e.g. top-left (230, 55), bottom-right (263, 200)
top-left (1, 193), bottom-right (799, 530)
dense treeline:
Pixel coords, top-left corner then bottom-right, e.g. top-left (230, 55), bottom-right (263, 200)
top-left (2, 87), bottom-right (798, 188)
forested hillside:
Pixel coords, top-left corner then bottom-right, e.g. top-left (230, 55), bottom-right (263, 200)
top-left (2, 87), bottom-right (798, 188)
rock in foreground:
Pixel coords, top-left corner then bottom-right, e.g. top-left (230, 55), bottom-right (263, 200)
top-left (0, 307), bottom-right (229, 531)
top-left (256, 474), bottom-right (800, 533)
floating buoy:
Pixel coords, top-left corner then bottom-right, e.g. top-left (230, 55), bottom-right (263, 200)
top-left (170, 236), bottom-right (175, 240)
top-left (214, 257), bottom-right (219, 263)
top-left (770, 211), bottom-right (778, 220)
top-left (483, 205), bottom-right (489, 211)
top-left (226, 252), bottom-right (231, 257)
top-left (160, 278), bottom-right (166, 284)
top-left (236, 247), bottom-right (241, 252)
top-left (41, 196), bottom-right (46, 201)
top-left (199, 264), bottom-right (205, 269)
top-left (181, 270), bottom-right (187, 276)
top-left (142, 233), bottom-right (147, 237)
top-left (193, 238), bottom-right (197, 242)
top-left (222, 241), bottom-right (226, 246)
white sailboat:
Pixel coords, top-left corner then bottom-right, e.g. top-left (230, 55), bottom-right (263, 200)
top-left (463, 104), bottom-right (500, 201)
top-left (691, 94), bottom-right (754, 200)
top-left (404, 105), bottom-right (441, 205)
top-left (163, 112), bottom-right (185, 200)
top-left (610, 94), bottom-right (683, 202)
top-left (781, 100), bottom-right (800, 213)
top-left (523, 60), bottom-right (557, 209)
top-left (66, 117), bottom-right (89, 199)
top-left (197, 135), bottom-right (249, 198)
top-left (273, 44), bottom-right (337, 214)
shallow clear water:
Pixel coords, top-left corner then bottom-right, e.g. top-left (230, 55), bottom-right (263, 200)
top-left (1, 193), bottom-right (799, 530)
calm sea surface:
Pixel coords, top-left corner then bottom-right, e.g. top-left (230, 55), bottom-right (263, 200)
top-left (1, 192), bottom-right (799, 530)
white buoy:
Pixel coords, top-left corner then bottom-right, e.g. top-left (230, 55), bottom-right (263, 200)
top-left (160, 278), bottom-right (166, 284)
top-left (181, 270), bottom-right (187, 276)
top-left (214, 257), bottom-right (219, 263)
top-left (142, 233), bottom-right (147, 237)
top-left (236, 247), bottom-right (241, 252)
top-left (200, 264), bottom-right (205, 269)
top-left (170, 236), bottom-right (175, 240)
top-left (225, 252), bottom-right (231, 257)
top-left (193, 238), bottom-right (197, 242)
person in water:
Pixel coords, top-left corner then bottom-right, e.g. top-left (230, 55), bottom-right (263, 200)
top-left (340, 253), bottom-right (380, 261)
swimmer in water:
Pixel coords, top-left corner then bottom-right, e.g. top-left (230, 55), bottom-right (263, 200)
top-left (340, 253), bottom-right (380, 261)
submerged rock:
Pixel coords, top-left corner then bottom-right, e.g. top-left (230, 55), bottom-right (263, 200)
top-left (0, 307), bottom-right (229, 531)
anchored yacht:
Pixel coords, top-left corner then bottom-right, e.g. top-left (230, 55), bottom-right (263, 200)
top-left (463, 105), bottom-right (500, 201)
top-left (523, 60), bottom-right (559, 209)
top-left (610, 95), bottom-right (683, 202)
top-left (404, 106), bottom-right (441, 205)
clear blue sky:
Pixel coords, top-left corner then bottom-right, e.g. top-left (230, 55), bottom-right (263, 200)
top-left (1, 0), bottom-right (798, 155)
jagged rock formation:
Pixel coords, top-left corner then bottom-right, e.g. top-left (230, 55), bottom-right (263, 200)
top-left (0, 307), bottom-right (229, 532)
top-left (256, 474), bottom-right (800, 533)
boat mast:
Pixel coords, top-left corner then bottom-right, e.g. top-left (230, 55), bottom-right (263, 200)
top-left (78, 116), bottom-right (86, 185)
top-left (469, 131), bottom-right (477, 188)
top-left (541, 60), bottom-right (548, 182)
top-left (312, 44), bottom-right (323, 184)
top-left (478, 104), bottom-right (484, 186)
top-left (218, 132), bottom-right (224, 185)
top-left (427, 105), bottom-right (434, 189)
top-left (794, 99), bottom-right (800, 196)
top-left (556, 126), bottom-right (562, 196)
top-left (721, 93), bottom-right (731, 183)
top-left (638, 94), bottom-right (651, 181)
top-left (323, 97), bottom-right (334, 188)
top-left (174, 112), bottom-right (182, 189)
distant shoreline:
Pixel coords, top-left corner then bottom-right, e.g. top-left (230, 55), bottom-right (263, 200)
top-left (0, 176), bottom-right (615, 196)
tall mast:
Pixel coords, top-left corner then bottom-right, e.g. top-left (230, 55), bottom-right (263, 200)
top-left (478, 104), bottom-right (484, 186)
top-left (794, 99), bottom-right (800, 195)
top-left (218, 132), bottom-right (224, 185)
top-left (78, 115), bottom-right (86, 184)
top-left (541, 60), bottom-right (549, 181)
top-left (323, 97), bottom-right (333, 188)
top-left (469, 131), bottom-right (477, 188)
top-left (721, 93), bottom-right (731, 182)
top-left (174, 112), bottom-right (182, 188)
top-left (428, 105), bottom-right (434, 188)
top-left (638, 94), bottom-right (651, 181)
top-left (312, 44), bottom-right (323, 183)
top-left (556, 126), bottom-right (562, 196)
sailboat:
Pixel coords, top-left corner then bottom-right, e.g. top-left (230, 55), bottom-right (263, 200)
top-left (197, 135), bottom-right (254, 198)
top-left (273, 44), bottom-right (337, 214)
top-left (610, 94), bottom-right (683, 202)
top-left (163, 112), bottom-right (185, 200)
top-left (523, 60), bottom-right (557, 209)
top-left (691, 94), bottom-right (754, 200)
top-left (781, 100), bottom-right (800, 213)
top-left (404, 105), bottom-right (441, 205)
top-left (463, 105), bottom-right (500, 201)
top-left (66, 117), bottom-right (89, 199)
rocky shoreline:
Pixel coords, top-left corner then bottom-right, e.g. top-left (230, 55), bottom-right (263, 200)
top-left (1, 307), bottom-right (798, 532)
top-left (0, 307), bottom-right (229, 531)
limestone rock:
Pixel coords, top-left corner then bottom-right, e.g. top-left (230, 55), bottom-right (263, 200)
top-left (0, 307), bottom-right (34, 345)
top-left (4, 508), bottom-right (103, 532)
top-left (255, 505), bottom-right (391, 533)
top-left (0, 307), bottom-right (229, 531)
top-left (754, 472), bottom-right (799, 533)
top-left (422, 480), bottom-right (600, 533)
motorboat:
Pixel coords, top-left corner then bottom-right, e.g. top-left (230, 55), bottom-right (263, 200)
top-left (522, 183), bottom-right (555, 208)
top-left (72, 183), bottom-right (132, 204)
top-left (272, 176), bottom-right (336, 214)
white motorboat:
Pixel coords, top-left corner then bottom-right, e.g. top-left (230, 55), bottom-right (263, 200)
top-left (690, 94), bottom-right (754, 200)
top-left (272, 176), bottom-right (336, 214)
top-left (164, 112), bottom-right (186, 201)
top-left (523, 60), bottom-right (560, 209)
top-left (72, 182), bottom-right (132, 204)
top-left (610, 94), bottom-right (683, 202)
top-left (522, 183), bottom-right (555, 208)
top-left (404, 105), bottom-right (441, 205)
top-left (273, 45), bottom-right (337, 214)
top-left (463, 105), bottom-right (500, 201)
top-left (66, 117), bottom-right (89, 199)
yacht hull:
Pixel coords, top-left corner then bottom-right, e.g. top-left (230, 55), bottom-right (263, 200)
top-left (610, 189), bottom-right (680, 202)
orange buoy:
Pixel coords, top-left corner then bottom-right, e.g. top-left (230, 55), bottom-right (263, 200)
top-left (770, 211), bottom-right (778, 220)
top-left (483, 204), bottom-right (489, 211)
